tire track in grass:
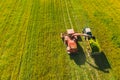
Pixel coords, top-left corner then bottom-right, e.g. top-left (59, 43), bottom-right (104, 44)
top-left (51, 0), bottom-right (70, 79)
top-left (17, 0), bottom-right (40, 79)
top-left (27, 0), bottom-right (41, 80)
top-left (33, 0), bottom-right (47, 79)
top-left (0, 0), bottom-right (24, 79)
top-left (61, 0), bottom-right (72, 29)
top-left (60, 0), bottom-right (67, 30)
top-left (0, 0), bottom-right (19, 34)
top-left (45, 0), bottom-right (58, 79)
top-left (92, 0), bottom-right (120, 29)
top-left (92, 0), bottom-right (117, 79)
top-left (61, 0), bottom-right (81, 80)
top-left (0, 0), bottom-right (14, 21)
top-left (103, 0), bottom-right (120, 15)
top-left (74, 1), bottom-right (109, 80)
top-left (92, 0), bottom-right (116, 79)
top-left (64, 0), bottom-right (74, 29)
top-left (67, 0), bottom-right (81, 32)
top-left (10, 0), bottom-right (33, 80)
top-left (77, 0), bottom-right (96, 27)
top-left (2, 0), bottom-right (23, 78)
top-left (35, 9), bottom-right (48, 79)
top-left (38, 0), bottom-right (50, 79)
top-left (41, 0), bottom-right (52, 79)
top-left (0, 0), bottom-right (23, 57)
top-left (3, 0), bottom-right (32, 79)
top-left (58, 0), bottom-right (73, 79)
top-left (69, 0), bottom-right (93, 31)
top-left (73, 1), bottom-right (116, 80)
top-left (48, 1), bottom-right (59, 79)
top-left (35, 0), bottom-right (51, 79)
top-left (68, 0), bottom-right (84, 32)
top-left (54, 0), bottom-right (72, 79)
top-left (61, 0), bottom-right (90, 80)
top-left (84, 0), bottom-right (116, 78)
top-left (37, 0), bottom-right (71, 79)
top-left (91, 0), bottom-right (103, 12)
top-left (61, 0), bottom-right (75, 79)
top-left (102, 0), bottom-right (120, 25)
top-left (0, 0), bottom-right (21, 53)
top-left (74, 1), bottom-right (101, 79)
top-left (38, 0), bottom-right (62, 79)
top-left (0, 0), bottom-right (29, 79)
top-left (0, 0), bottom-right (8, 20)
top-left (64, 0), bottom-right (91, 80)
top-left (65, 0), bottom-right (83, 80)
top-left (64, 0), bottom-right (105, 80)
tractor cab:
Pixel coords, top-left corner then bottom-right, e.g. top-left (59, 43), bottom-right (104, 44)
top-left (83, 28), bottom-right (93, 40)
top-left (67, 29), bottom-right (75, 34)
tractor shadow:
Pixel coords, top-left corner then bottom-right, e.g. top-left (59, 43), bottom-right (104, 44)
top-left (69, 42), bottom-right (86, 66)
top-left (87, 52), bottom-right (111, 73)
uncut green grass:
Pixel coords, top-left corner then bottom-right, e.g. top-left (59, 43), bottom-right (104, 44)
top-left (0, 0), bottom-right (120, 80)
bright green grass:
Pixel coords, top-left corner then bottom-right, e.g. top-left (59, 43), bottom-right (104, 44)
top-left (0, 0), bottom-right (119, 80)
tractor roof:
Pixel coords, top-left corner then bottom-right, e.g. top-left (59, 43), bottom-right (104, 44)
top-left (85, 28), bottom-right (91, 32)
top-left (67, 29), bottom-right (75, 34)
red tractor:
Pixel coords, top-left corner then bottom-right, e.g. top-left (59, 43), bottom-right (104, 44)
top-left (61, 29), bottom-right (88, 54)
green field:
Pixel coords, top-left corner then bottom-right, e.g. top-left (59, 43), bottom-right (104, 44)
top-left (0, 0), bottom-right (120, 80)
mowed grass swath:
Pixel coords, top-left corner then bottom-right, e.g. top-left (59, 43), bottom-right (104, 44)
top-left (0, 0), bottom-right (120, 80)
